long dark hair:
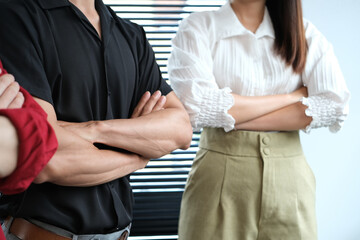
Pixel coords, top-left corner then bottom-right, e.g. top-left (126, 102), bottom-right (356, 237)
top-left (266, 0), bottom-right (307, 73)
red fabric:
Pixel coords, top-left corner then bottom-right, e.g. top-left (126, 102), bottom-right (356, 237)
top-left (0, 60), bottom-right (58, 195)
top-left (0, 228), bottom-right (4, 240)
top-left (0, 60), bottom-right (7, 74)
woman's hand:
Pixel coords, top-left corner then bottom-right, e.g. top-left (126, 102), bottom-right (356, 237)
top-left (0, 73), bottom-right (24, 109)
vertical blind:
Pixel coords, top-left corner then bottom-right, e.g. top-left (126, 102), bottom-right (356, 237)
top-left (104, 1), bottom-right (226, 239)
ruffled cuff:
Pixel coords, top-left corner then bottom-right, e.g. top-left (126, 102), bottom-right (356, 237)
top-left (301, 94), bottom-right (347, 133)
top-left (193, 87), bottom-right (235, 132)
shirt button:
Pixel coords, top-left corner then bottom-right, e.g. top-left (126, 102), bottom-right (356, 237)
top-left (108, 91), bottom-right (111, 96)
top-left (263, 148), bottom-right (270, 155)
top-left (262, 137), bottom-right (270, 145)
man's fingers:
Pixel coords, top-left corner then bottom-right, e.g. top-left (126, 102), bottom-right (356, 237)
top-left (0, 81), bottom-right (21, 109)
top-left (152, 95), bottom-right (166, 112)
top-left (7, 92), bottom-right (25, 109)
top-left (141, 90), bottom-right (161, 115)
top-left (131, 91), bottom-right (151, 118)
top-left (0, 74), bottom-right (15, 96)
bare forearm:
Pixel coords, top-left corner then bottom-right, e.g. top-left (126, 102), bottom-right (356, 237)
top-left (235, 102), bottom-right (312, 131)
top-left (0, 116), bottom-right (18, 178)
top-left (41, 149), bottom-right (147, 186)
top-left (96, 107), bottom-right (192, 159)
top-left (57, 92), bottom-right (192, 159)
top-left (228, 87), bottom-right (306, 125)
top-left (33, 97), bottom-right (149, 186)
top-left (34, 122), bottom-right (148, 185)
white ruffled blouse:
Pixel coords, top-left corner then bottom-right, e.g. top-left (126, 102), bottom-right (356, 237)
top-left (168, 2), bottom-right (350, 133)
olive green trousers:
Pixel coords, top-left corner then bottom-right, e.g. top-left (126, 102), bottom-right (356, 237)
top-left (178, 128), bottom-right (317, 240)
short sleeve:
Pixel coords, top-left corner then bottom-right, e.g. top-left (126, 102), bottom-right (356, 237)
top-left (136, 24), bottom-right (172, 97)
top-left (0, 2), bottom-right (53, 104)
top-left (301, 21), bottom-right (350, 133)
top-left (168, 15), bottom-right (235, 132)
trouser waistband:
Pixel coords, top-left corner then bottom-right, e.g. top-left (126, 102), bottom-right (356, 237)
top-left (200, 128), bottom-right (303, 158)
top-left (3, 217), bottom-right (130, 240)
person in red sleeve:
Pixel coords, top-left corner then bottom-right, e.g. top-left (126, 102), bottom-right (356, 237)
top-left (0, 61), bottom-right (58, 240)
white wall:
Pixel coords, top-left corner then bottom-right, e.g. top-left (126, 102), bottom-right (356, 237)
top-left (301, 1), bottom-right (360, 239)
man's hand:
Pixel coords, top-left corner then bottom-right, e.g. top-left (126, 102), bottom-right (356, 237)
top-left (58, 91), bottom-right (167, 143)
top-left (0, 73), bottom-right (24, 109)
top-left (33, 97), bottom-right (152, 186)
top-left (131, 90), bottom-right (166, 118)
top-left (53, 91), bottom-right (191, 160)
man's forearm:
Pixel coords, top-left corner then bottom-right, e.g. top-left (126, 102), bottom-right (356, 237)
top-left (33, 97), bottom-right (149, 186)
top-left (235, 102), bottom-right (312, 131)
top-left (96, 106), bottom-right (192, 159)
top-left (34, 119), bottom-right (149, 185)
top-left (60, 92), bottom-right (193, 159)
top-left (0, 116), bottom-right (18, 178)
top-left (37, 147), bottom-right (147, 186)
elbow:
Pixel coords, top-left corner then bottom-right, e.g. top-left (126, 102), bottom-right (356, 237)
top-left (155, 110), bottom-right (192, 157)
top-left (179, 124), bottom-right (193, 150)
top-left (33, 159), bottom-right (60, 184)
top-left (33, 171), bottom-right (49, 184)
top-left (176, 113), bottom-right (193, 150)
top-left (0, 168), bottom-right (12, 179)
top-left (0, 156), bottom-right (17, 179)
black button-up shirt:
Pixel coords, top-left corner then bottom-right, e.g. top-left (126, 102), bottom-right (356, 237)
top-left (0, 0), bottom-right (171, 234)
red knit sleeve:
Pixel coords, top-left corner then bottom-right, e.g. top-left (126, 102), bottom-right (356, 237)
top-left (0, 61), bottom-right (58, 195)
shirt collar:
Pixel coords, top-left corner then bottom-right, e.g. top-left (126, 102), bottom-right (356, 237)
top-left (95, 0), bottom-right (114, 25)
top-left (214, 1), bottom-right (275, 40)
top-left (38, 0), bottom-right (70, 9)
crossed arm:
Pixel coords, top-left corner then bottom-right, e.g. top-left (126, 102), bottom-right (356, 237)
top-left (228, 87), bottom-right (312, 131)
top-left (0, 116), bottom-right (18, 178)
top-left (34, 90), bottom-right (193, 186)
top-left (0, 73), bottom-right (24, 178)
top-left (58, 91), bottom-right (192, 159)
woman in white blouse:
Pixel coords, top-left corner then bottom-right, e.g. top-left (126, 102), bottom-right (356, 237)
top-left (168, 0), bottom-right (350, 239)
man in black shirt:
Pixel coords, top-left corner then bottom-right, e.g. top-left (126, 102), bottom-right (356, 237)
top-left (0, 0), bottom-right (193, 239)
